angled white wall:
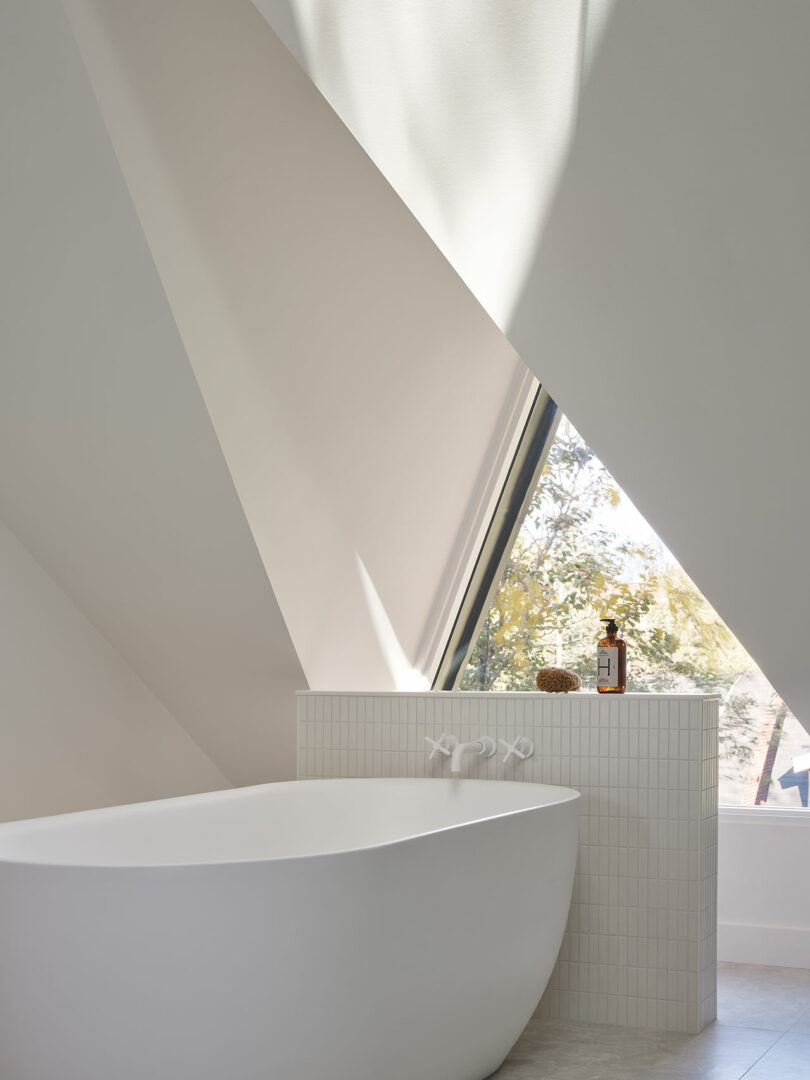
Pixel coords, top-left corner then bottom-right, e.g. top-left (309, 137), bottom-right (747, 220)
top-left (64, 0), bottom-right (531, 692)
top-left (252, 0), bottom-right (584, 330)
top-left (255, 0), bottom-right (810, 732)
top-left (506, 1), bottom-right (810, 731)
top-left (1, 0), bottom-right (306, 787)
top-left (0, 516), bottom-right (228, 822)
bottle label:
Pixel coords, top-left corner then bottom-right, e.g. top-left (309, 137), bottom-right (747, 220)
top-left (597, 646), bottom-right (619, 687)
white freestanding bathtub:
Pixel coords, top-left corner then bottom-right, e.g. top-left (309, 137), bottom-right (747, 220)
top-left (0, 778), bottom-right (578, 1080)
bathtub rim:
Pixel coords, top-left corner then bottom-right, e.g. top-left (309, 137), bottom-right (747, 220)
top-left (0, 777), bottom-right (580, 872)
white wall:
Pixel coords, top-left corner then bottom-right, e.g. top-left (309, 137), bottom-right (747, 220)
top-left (252, 0), bottom-right (584, 330)
top-left (253, 1), bottom-right (810, 738)
top-left (506, 1), bottom-right (810, 733)
top-left (0, 517), bottom-right (228, 822)
top-left (719, 810), bottom-right (810, 968)
top-left (1, 0), bottom-right (307, 787)
top-left (64, 0), bottom-right (531, 692)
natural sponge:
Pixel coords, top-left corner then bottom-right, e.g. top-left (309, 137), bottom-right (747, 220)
top-left (535, 667), bottom-right (581, 693)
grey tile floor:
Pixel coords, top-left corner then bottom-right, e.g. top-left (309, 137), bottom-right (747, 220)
top-left (495, 963), bottom-right (810, 1079)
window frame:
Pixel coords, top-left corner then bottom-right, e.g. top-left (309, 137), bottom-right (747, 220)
top-left (432, 386), bottom-right (559, 690)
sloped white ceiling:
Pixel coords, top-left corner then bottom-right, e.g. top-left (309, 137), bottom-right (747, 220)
top-left (253, 0), bottom-right (810, 730)
top-left (252, 0), bottom-right (584, 330)
top-left (1, 0), bottom-right (307, 785)
top-left (64, 0), bottom-right (531, 691)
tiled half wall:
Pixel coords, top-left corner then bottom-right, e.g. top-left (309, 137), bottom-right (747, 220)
top-left (297, 692), bottom-right (719, 1034)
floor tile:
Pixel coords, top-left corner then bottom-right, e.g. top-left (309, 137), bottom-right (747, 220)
top-left (787, 1006), bottom-right (810, 1034)
top-left (742, 1032), bottom-right (810, 1079)
top-left (663, 1023), bottom-right (780, 1079)
top-left (717, 963), bottom-right (810, 1031)
top-left (493, 965), bottom-right (810, 1079)
top-left (495, 1018), bottom-right (778, 1080)
top-left (494, 1026), bottom-right (684, 1079)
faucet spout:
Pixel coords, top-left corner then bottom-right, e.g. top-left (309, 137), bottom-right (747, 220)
top-left (449, 736), bottom-right (496, 775)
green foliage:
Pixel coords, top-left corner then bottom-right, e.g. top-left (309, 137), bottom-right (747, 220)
top-left (460, 421), bottom-right (755, 713)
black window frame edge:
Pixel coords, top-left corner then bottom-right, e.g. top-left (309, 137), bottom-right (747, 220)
top-left (432, 386), bottom-right (560, 691)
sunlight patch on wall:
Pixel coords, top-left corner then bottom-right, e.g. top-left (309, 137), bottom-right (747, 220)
top-left (356, 554), bottom-right (430, 691)
top-left (253, 0), bottom-right (584, 327)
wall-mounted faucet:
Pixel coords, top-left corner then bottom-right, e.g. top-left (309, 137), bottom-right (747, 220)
top-left (449, 737), bottom-right (496, 775)
top-left (424, 733), bottom-right (533, 774)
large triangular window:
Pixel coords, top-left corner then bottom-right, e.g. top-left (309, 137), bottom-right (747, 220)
top-left (438, 395), bottom-right (805, 809)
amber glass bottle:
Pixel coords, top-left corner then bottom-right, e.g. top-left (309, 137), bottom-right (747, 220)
top-left (596, 618), bottom-right (626, 693)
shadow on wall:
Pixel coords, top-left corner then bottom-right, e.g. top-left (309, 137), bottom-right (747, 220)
top-left (505, 0), bottom-right (810, 736)
top-left (257, 0), bottom-right (305, 63)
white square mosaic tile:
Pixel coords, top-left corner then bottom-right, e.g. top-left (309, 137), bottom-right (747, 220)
top-left (297, 691), bottom-right (718, 1034)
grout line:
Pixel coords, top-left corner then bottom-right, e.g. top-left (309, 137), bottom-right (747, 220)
top-left (714, 1022), bottom-right (792, 1033)
top-left (711, 1023), bottom-right (784, 1034)
top-left (736, 1027), bottom-right (795, 1079)
top-left (786, 1004), bottom-right (810, 1034)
